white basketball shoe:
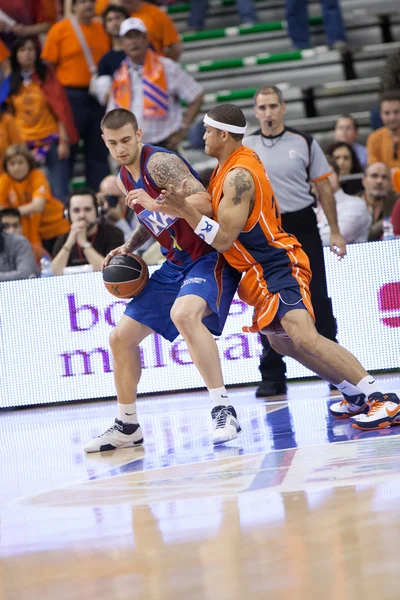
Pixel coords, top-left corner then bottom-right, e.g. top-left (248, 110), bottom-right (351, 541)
top-left (84, 419), bottom-right (144, 453)
top-left (352, 393), bottom-right (400, 431)
top-left (211, 405), bottom-right (241, 445)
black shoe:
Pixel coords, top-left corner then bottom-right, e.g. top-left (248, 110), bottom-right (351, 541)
top-left (255, 381), bottom-right (287, 397)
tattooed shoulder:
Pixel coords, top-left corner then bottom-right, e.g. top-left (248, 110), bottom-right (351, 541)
top-left (147, 151), bottom-right (205, 195)
top-left (227, 168), bottom-right (254, 205)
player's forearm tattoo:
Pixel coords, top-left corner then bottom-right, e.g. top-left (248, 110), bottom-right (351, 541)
top-left (229, 169), bottom-right (253, 205)
top-left (147, 152), bottom-right (206, 196)
top-left (126, 223), bottom-right (152, 251)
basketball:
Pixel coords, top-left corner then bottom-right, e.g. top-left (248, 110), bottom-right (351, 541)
top-left (103, 253), bottom-right (149, 298)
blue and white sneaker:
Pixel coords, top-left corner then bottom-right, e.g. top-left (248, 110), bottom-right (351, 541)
top-left (84, 419), bottom-right (143, 453)
top-left (352, 393), bottom-right (400, 431)
top-left (211, 405), bottom-right (241, 445)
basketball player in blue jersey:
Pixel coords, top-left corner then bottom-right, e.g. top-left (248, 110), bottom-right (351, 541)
top-left (84, 108), bottom-right (242, 453)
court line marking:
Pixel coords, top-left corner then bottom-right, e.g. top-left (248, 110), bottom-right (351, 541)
top-left (12, 433), bottom-right (400, 508)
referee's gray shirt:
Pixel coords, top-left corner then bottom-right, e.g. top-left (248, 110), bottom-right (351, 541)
top-left (243, 127), bottom-right (331, 214)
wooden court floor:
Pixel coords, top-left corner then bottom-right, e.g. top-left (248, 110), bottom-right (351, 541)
top-left (2, 374), bottom-right (400, 600)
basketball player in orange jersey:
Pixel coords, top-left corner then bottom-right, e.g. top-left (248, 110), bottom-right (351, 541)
top-left (158, 103), bottom-right (400, 432)
top-left (84, 108), bottom-right (241, 453)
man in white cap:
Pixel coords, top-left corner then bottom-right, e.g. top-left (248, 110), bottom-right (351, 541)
top-left (107, 17), bottom-right (203, 152)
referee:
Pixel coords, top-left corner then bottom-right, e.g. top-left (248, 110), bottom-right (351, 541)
top-left (244, 85), bottom-right (347, 397)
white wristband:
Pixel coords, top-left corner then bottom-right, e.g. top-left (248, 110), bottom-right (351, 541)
top-left (194, 215), bottom-right (220, 244)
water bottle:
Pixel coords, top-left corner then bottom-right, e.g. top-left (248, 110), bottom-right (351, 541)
top-left (40, 255), bottom-right (52, 277)
top-left (382, 217), bottom-right (395, 241)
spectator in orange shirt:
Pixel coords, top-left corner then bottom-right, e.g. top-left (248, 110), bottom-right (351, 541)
top-left (367, 91), bottom-right (400, 171)
top-left (117, 0), bottom-right (182, 61)
top-left (0, 109), bottom-right (22, 171)
top-left (0, 206), bottom-right (50, 266)
top-left (0, 0), bottom-right (56, 48)
top-left (8, 36), bottom-right (79, 203)
top-left (0, 144), bottom-right (69, 252)
top-left (41, 0), bottom-right (111, 192)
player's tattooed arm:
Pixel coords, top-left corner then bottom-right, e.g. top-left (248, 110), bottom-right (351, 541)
top-left (125, 223), bottom-right (152, 252)
top-left (147, 152), bottom-right (205, 196)
top-left (147, 151), bottom-right (213, 217)
top-left (226, 168), bottom-right (255, 206)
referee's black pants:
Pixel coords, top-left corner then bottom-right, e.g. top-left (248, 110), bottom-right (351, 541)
top-left (259, 205), bottom-right (338, 383)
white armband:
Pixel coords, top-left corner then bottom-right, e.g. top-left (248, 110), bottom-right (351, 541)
top-left (194, 215), bottom-right (220, 244)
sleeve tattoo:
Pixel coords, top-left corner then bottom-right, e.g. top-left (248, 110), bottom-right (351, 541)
top-left (228, 169), bottom-right (253, 205)
top-left (147, 152), bottom-right (206, 196)
top-left (126, 222), bottom-right (152, 251)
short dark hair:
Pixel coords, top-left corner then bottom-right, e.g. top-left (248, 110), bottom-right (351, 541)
top-left (380, 90), bottom-right (400, 105)
top-left (326, 155), bottom-right (341, 177)
top-left (66, 187), bottom-right (98, 220)
top-left (101, 109), bottom-right (139, 132)
top-left (325, 140), bottom-right (364, 174)
top-left (206, 103), bottom-right (246, 141)
top-left (102, 4), bottom-right (130, 23)
top-left (3, 144), bottom-right (36, 175)
top-left (254, 85), bottom-right (285, 105)
top-left (0, 207), bottom-right (21, 222)
top-left (336, 113), bottom-right (359, 131)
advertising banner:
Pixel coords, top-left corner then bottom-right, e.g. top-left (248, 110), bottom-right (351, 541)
top-left (1, 240), bottom-right (399, 408)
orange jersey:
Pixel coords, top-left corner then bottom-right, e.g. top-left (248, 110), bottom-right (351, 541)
top-left (0, 169), bottom-right (69, 245)
top-left (10, 82), bottom-right (58, 142)
top-left (41, 19), bottom-right (111, 88)
top-left (210, 146), bottom-right (314, 333)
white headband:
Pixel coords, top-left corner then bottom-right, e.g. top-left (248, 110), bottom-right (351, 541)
top-left (203, 114), bottom-right (247, 134)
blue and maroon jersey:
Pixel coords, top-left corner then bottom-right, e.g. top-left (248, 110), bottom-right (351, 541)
top-left (119, 145), bottom-right (214, 266)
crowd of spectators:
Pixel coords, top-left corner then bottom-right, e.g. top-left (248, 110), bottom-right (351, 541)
top-left (0, 0), bottom-right (399, 282)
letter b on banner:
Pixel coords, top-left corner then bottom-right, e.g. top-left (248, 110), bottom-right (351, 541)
top-left (67, 294), bottom-right (99, 332)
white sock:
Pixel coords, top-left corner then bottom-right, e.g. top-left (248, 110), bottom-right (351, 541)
top-left (209, 386), bottom-right (228, 409)
top-left (117, 402), bottom-right (138, 424)
top-left (335, 380), bottom-right (363, 396)
top-left (356, 376), bottom-right (382, 399)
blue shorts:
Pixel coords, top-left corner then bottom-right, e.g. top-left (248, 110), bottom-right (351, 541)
top-left (124, 253), bottom-right (241, 342)
top-left (261, 287), bottom-right (308, 337)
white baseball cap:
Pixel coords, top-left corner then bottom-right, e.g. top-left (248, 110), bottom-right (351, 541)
top-left (119, 17), bottom-right (147, 37)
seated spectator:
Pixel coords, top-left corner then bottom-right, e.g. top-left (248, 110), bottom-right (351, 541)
top-left (0, 206), bottom-right (50, 266)
top-left (333, 114), bottom-right (367, 169)
top-left (0, 144), bottom-right (69, 252)
top-left (95, 4), bottom-right (129, 106)
top-left (325, 140), bottom-right (364, 194)
top-left (117, 0), bottom-right (182, 61)
top-left (188, 0), bottom-right (258, 32)
top-left (0, 107), bottom-right (22, 171)
top-left (0, 1), bottom-right (56, 48)
top-left (41, 0), bottom-right (111, 192)
top-left (0, 210), bottom-right (39, 280)
top-left (97, 174), bottom-right (137, 240)
top-left (52, 187), bottom-right (124, 275)
top-left (317, 157), bottom-right (371, 245)
top-left (367, 91), bottom-right (400, 172)
top-left (107, 18), bottom-right (203, 152)
top-left (359, 162), bottom-right (398, 241)
top-left (8, 36), bottom-right (79, 204)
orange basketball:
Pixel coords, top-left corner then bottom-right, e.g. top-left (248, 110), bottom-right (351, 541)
top-left (103, 253), bottom-right (149, 299)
